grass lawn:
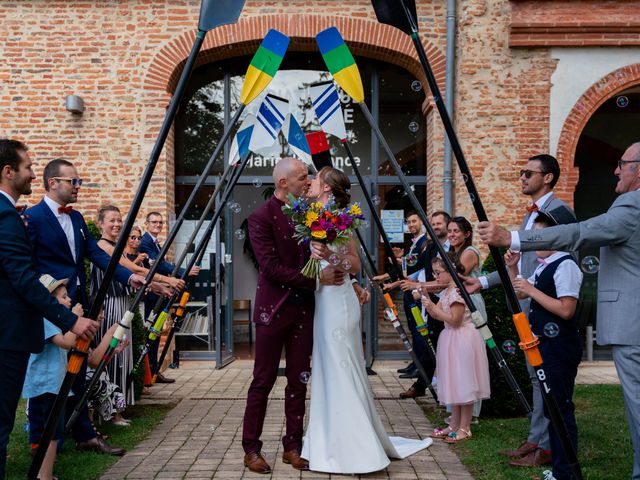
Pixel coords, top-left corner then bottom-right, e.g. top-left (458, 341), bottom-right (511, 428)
top-left (5, 399), bottom-right (175, 480)
top-left (423, 384), bottom-right (632, 480)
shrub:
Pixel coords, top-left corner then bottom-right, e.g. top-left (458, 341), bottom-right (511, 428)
top-left (479, 249), bottom-right (533, 417)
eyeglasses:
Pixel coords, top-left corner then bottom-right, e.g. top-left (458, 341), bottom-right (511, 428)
top-left (129, 235), bottom-right (141, 241)
top-left (617, 159), bottom-right (640, 170)
top-left (148, 220), bottom-right (164, 225)
top-left (432, 270), bottom-right (446, 277)
top-left (519, 170), bottom-right (548, 179)
top-left (53, 177), bottom-right (83, 187)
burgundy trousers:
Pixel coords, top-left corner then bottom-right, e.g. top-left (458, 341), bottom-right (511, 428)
top-left (242, 301), bottom-right (314, 454)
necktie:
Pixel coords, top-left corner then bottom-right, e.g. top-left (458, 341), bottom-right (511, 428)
top-left (58, 205), bottom-right (73, 214)
top-left (155, 239), bottom-right (161, 251)
top-left (15, 205), bottom-right (26, 215)
top-left (526, 204), bottom-right (539, 214)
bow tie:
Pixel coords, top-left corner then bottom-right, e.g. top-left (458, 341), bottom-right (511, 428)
top-left (58, 205), bottom-right (73, 214)
top-left (526, 204), bottom-right (539, 214)
top-left (537, 258), bottom-right (548, 266)
top-left (15, 205), bottom-right (27, 215)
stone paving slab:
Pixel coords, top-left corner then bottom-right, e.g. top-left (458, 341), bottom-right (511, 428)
top-left (103, 360), bottom-right (474, 479)
top-left (104, 359), bottom-right (618, 479)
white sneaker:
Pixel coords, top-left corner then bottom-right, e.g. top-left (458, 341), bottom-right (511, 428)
top-left (542, 469), bottom-right (557, 480)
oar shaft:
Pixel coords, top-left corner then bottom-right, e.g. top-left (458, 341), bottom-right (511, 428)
top-left (343, 141), bottom-right (403, 280)
top-left (127, 105), bottom-right (245, 315)
top-left (398, 4), bottom-right (580, 475)
top-left (354, 229), bottom-right (438, 403)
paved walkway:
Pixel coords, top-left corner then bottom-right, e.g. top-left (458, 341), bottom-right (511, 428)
top-left (101, 359), bottom-right (619, 479)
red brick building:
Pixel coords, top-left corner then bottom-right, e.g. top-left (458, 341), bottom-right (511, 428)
top-left (1, 0), bottom-right (638, 358)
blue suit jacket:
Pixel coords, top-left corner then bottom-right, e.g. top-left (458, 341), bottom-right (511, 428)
top-left (139, 231), bottom-right (185, 312)
top-left (25, 199), bottom-right (132, 306)
top-left (0, 194), bottom-right (77, 352)
top-left (139, 232), bottom-right (185, 277)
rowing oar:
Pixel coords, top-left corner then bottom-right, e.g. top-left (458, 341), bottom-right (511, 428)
top-left (68, 86), bottom-right (285, 429)
top-left (315, 26), bottom-right (532, 417)
top-left (372, 2), bottom-right (581, 474)
top-left (355, 229), bottom-right (439, 403)
top-left (66, 124), bottom-right (253, 430)
top-left (131, 125), bottom-right (256, 386)
top-left (27, 2), bottom-right (247, 476)
top-left (308, 82), bottom-right (439, 368)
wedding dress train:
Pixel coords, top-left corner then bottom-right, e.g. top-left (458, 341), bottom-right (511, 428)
top-left (301, 271), bottom-right (432, 474)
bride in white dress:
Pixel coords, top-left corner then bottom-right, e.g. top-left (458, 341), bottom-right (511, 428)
top-left (301, 167), bottom-right (432, 474)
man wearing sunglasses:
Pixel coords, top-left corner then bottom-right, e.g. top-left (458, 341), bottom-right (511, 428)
top-left (479, 141), bottom-right (640, 480)
top-left (25, 158), bottom-right (144, 456)
top-left (464, 154), bottom-right (574, 468)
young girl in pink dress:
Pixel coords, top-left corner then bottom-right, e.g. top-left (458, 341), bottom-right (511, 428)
top-left (421, 252), bottom-right (490, 443)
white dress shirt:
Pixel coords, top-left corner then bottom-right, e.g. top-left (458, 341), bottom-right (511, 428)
top-left (526, 251), bottom-right (583, 299)
top-left (0, 189), bottom-right (17, 207)
top-left (43, 195), bottom-right (77, 263)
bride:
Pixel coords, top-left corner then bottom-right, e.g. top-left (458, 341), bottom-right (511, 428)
top-left (301, 166), bottom-right (432, 474)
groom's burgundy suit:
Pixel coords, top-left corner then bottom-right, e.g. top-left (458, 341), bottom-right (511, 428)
top-left (242, 195), bottom-right (316, 454)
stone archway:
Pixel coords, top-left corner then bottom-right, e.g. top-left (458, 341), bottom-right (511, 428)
top-left (144, 14), bottom-right (447, 95)
top-left (141, 14), bottom-right (448, 216)
top-left (555, 63), bottom-right (640, 201)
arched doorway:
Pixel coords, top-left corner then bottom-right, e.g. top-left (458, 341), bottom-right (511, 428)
top-left (573, 84), bottom-right (640, 357)
top-left (172, 51), bottom-right (430, 363)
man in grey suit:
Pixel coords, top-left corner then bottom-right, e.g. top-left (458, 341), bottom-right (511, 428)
top-left (478, 141), bottom-right (640, 479)
top-left (465, 154), bottom-right (573, 467)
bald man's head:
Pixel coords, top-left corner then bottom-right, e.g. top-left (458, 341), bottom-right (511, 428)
top-left (273, 157), bottom-right (311, 201)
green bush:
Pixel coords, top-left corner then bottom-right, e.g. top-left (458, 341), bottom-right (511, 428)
top-left (479, 250), bottom-right (533, 417)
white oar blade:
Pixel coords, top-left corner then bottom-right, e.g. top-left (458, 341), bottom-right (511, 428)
top-left (309, 81), bottom-right (347, 141)
top-left (249, 93), bottom-right (289, 153)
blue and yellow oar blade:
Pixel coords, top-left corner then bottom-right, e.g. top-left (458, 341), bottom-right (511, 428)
top-left (240, 29), bottom-right (290, 105)
top-left (315, 27), bottom-right (364, 103)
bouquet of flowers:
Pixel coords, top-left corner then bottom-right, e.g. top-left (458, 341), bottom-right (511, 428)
top-left (282, 193), bottom-right (366, 278)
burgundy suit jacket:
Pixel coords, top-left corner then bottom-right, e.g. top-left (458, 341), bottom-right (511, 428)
top-left (248, 195), bottom-right (316, 326)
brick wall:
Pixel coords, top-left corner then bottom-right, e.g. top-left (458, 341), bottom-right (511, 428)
top-left (0, 0), bottom-right (635, 235)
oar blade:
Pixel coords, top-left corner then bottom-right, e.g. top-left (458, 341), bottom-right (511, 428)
top-left (315, 27), bottom-right (364, 104)
top-left (282, 114), bottom-right (312, 165)
top-left (198, 0), bottom-right (246, 32)
top-left (309, 80), bottom-right (347, 141)
top-left (240, 29), bottom-right (290, 105)
top-left (249, 93), bottom-right (289, 153)
top-left (306, 131), bottom-right (333, 171)
top-left (229, 114), bottom-right (256, 165)
top-left (370, 0), bottom-right (418, 35)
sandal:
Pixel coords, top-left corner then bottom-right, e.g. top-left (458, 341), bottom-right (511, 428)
top-left (431, 426), bottom-right (453, 438)
top-left (444, 428), bottom-right (472, 444)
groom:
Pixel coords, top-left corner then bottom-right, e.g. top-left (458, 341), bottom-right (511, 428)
top-left (242, 157), bottom-right (344, 474)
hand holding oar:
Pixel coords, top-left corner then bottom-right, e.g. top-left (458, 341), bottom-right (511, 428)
top-left (315, 25), bottom-right (531, 417)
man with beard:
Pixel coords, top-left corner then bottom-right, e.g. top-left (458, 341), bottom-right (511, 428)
top-left (242, 157), bottom-right (344, 474)
top-left (465, 154), bottom-right (573, 468)
top-left (0, 140), bottom-right (98, 478)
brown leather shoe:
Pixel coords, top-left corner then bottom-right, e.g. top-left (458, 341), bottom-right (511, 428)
top-left (244, 451), bottom-right (272, 474)
top-left (509, 448), bottom-right (552, 467)
top-left (155, 373), bottom-right (175, 383)
top-left (282, 450), bottom-right (309, 471)
top-left (499, 440), bottom-right (538, 458)
top-left (399, 386), bottom-right (425, 399)
top-left (76, 437), bottom-right (126, 456)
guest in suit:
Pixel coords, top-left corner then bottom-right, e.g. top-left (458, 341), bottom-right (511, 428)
top-left (241, 157), bottom-right (344, 474)
top-left (478, 141), bottom-right (640, 480)
top-left (0, 140), bottom-right (98, 479)
top-left (25, 158), bottom-right (142, 456)
top-left (139, 211), bottom-right (199, 383)
top-left (465, 154), bottom-right (573, 468)
top-left (391, 212), bottom-right (428, 381)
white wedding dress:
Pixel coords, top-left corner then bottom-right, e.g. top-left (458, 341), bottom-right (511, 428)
top-left (301, 261), bottom-right (432, 474)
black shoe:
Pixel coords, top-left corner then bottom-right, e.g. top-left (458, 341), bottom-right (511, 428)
top-left (397, 363), bottom-right (415, 374)
top-left (399, 366), bottom-right (418, 379)
top-left (155, 373), bottom-right (175, 384)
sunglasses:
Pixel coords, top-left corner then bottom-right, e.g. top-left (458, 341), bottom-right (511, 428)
top-left (519, 170), bottom-right (548, 179)
top-left (129, 235), bottom-right (141, 241)
top-left (53, 177), bottom-right (83, 187)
